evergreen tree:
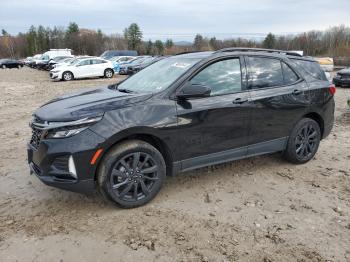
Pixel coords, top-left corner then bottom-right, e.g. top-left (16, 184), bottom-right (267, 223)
top-left (263, 33), bottom-right (276, 49)
top-left (123, 23), bottom-right (142, 50)
top-left (154, 40), bottom-right (164, 55)
top-left (193, 34), bottom-right (204, 51)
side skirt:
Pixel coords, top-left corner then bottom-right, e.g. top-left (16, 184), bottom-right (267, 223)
top-left (172, 137), bottom-right (288, 174)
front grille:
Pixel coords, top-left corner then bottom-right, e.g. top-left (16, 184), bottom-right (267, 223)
top-left (30, 128), bottom-right (43, 149)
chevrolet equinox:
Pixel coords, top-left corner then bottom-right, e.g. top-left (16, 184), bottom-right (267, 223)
top-left (28, 48), bottom-right (335, 208)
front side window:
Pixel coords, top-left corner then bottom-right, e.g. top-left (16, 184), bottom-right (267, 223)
top-left (190, 58), bottom-right (242, 96)
top-left (248, 57), bottom-right (284, 89)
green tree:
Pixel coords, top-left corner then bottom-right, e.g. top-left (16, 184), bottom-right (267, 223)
top-left (124, 23), bottom-right (143, 50)
top-left (26, 25), bottom-right (37, 55)
top-left (67, 22), bottom-right (79, 34)
top-left (263, 33), bottom-right (276, 49)
top-left (1, 29), bottom-right (9, 36)
top-left (65, 22), bottom-right (80, 53)
top-left (209, 37), bottom-right (219, 50)
top-left (145, 40), bottom-right (153, 55)
top-left (154, 40), bottom-right (164, 55)
top-left (165, 39), bottom-right (174, 49)
top-left (193, 34), bottom-right (204, 51)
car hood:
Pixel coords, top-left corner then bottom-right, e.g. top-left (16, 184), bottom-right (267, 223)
top-left (338, 68), bottom-right (350, 75)
top-left (34, 86), bottom-right (153, 122)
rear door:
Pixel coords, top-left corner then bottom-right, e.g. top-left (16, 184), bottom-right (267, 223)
top-left (245, 56), bottom-right (309, 154)
top-left (175, 56), bottom-right (251, 170)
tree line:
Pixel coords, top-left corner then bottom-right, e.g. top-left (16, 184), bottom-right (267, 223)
top-left (1, 23), bottom-right (350, 59)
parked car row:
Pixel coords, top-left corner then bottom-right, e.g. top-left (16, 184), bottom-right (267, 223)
top-left (6, 48), bottom-right (169, 81)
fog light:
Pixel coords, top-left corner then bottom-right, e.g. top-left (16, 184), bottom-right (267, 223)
top-left (68, 155), bottom-right (77, 179)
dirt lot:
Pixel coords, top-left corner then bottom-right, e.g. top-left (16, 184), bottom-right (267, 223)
top-left (0, 67), bottom-right (349, 262)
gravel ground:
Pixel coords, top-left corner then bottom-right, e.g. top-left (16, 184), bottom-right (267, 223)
top-left (0, 67), bottom-right (350, 262)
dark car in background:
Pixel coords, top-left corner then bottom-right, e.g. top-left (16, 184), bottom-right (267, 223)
top-left (118, 56), bottom-right (150, 75)
top-left (100, 50), bottom-right (138, 60)
top-left (333, 68), bottom-right (350, 87)
top-left (0, 59), bottom-right (24, 69)
top-left (27, 48), bottom-right (335, 208)
top-left (127, 56), bottom-right (168, 75)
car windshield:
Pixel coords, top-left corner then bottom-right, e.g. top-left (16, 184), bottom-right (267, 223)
top-left (117, 57), bottom-right (200, 93)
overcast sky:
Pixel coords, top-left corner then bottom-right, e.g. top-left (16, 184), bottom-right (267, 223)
top-left (1, 0), bottom-right (349, 41)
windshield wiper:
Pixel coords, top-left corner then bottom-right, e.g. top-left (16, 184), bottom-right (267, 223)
top-left (117, 88), bottom-right (135, 93)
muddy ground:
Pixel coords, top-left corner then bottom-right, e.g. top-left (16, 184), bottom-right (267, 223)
top-left (0, 67), bottom-right (349, 262)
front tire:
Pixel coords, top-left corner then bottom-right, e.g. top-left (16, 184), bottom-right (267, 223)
top-left (104, 68), bottom-right (114, 78)
top-left (97, 140), bottom-right (166, 208)
top-left (62, 71), bottom-right (73, 81)
top-left (284, 118), bottom-right (321, 164)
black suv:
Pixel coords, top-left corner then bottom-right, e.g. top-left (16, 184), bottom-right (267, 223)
top-left (28, 48), bottom-right (335, 208)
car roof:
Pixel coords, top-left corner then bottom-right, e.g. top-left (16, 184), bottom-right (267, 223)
top-left (176, 49), bottom-right (316, 62)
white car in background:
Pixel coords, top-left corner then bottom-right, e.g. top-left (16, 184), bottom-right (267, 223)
top-left (50, 57), bottom-right (114, 81)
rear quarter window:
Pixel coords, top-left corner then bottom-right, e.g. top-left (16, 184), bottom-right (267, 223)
top-left (292, 59), bottom-right (327, 81)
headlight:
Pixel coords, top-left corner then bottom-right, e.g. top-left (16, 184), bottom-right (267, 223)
top-left (46, 126), bottom-right (89, 138)
top-left (51, 70), bottom-right (59, 73)
top-left (31, 116), bottom-right (103, 139)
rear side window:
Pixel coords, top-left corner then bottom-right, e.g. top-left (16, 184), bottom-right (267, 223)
top-left (292, 59), bottom-right (327, 81)
top-left (190, 58), bottom-right (242, 96)
top-left (247, 57), bottom-right (284, 89)
top-left (282, 62), bottom-right (299, 85)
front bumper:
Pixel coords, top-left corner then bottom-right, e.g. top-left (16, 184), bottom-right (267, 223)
top-left (333, 76), bottom-right (350, 86)
top-left (27, 129), bottom-right (105, 194)
top-left (50, 72), bottom-right (61, 80)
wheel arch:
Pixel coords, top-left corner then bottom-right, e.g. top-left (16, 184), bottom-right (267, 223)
top-left (302, 112), bottom-right (324, 138)
top-left (94, 132), bottom-right (174, 181)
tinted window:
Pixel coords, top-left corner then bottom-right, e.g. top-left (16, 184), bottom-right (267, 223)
top-left (248, 57), bottom-right (284, 89)
top-left (282, 62), bottom-right (299, 84)
top-left (292, 59), bottom-right (327, 81)
top-left (190, 58), bottom-right (242, 96)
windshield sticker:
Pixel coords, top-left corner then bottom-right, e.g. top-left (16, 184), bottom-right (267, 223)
top-left (171, 62), bottom-right (191, 69)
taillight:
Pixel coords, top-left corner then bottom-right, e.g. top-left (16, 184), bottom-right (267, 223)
top-left (329, 84), bottom-right (336, 95)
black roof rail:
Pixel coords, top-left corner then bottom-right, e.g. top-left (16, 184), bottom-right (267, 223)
top-left (213, 47), bottom-right (303, 57)
top-left (175, 51), bottom-right (202, 55)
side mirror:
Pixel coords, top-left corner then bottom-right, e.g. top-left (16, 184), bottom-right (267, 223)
top-left (177, 82), bottom-right (211, 99)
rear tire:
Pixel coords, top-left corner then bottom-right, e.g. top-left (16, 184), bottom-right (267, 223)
top-left (62, 71), bottom-right (73, 81)
top-left (284, 118), bottom-right (321, 164)
top-left (97, 140), bottom-right (166, 208)
top-left (104, 68), bottom-right (114, 78)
